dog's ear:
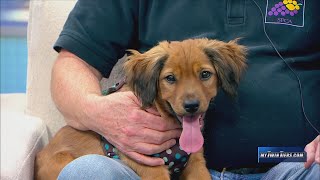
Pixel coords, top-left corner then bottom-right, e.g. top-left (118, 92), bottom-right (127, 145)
top-left (124, 44), bottom-right (169, 108)
top-left (203, 39), bottom-right (247, 97)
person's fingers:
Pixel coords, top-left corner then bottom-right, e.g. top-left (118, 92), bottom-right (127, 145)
top-left (304, 136), bottom-right (319, 168)
top-left (137, 128), bottom-right (181, 144)
top-left (112, 126), bottom-right (181, 148)
top-left (145, 106), bottom-right (161, 116)
top-left (127, 91), bottom-right (154, 113)
top-left (124, 151), bottom-right (164, 166)
top-left (127, 91), bottom-right (181, 131)
top-left (127, 91), bottom-right (143, 106)
top-left (141, 111), bottom-right (181, 131)
top-left (315, 140), bottom-right (320, 164)
top-left (132, 139), bottom-right (177, 155)
top-left (127, 108), bottom-right (181, 131)
top-left (304, 144), bottom-right (315, 168)
top-left (115, 128), bottom-right (180, 154)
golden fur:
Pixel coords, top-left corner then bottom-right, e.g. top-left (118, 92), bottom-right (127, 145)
top-left (35, 38), bottom-right (246, 180)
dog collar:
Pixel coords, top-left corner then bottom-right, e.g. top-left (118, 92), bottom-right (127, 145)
top-left (102, 78), bottom-right (126, 95)
top-left (101, 136), bottom-right (190, 176)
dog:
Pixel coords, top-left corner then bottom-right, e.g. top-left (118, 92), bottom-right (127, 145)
top-left (35, 38), bottom-right (246, 180)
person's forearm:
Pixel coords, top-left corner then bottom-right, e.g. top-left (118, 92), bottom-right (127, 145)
top-left (51, 50), bottom-right (103, 130)
top-left (50, 50), bottom-right (181, 166)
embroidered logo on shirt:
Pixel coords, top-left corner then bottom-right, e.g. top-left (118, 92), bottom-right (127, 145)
top-left (265, 0), bottom-right (305, 27)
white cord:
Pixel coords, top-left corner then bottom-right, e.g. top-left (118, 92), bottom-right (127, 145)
top-left (251, 0), bottom-right (319, 134)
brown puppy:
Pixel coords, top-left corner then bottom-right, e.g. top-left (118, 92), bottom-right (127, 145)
top-left (35, 38), bottom-right (246, 180)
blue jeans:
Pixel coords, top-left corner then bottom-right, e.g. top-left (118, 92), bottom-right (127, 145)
top-left (58, 154), bottom-right (320, 180)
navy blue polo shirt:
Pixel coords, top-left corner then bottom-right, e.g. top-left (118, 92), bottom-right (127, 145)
top-left (54, 0), bottom-right (320, 170)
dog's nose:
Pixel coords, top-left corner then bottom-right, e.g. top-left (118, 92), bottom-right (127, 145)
top-left (184, 100), bottom-right (200, 113)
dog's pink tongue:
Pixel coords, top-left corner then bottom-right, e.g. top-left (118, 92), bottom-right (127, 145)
top-left (179, 115), bottom-right (204, 153)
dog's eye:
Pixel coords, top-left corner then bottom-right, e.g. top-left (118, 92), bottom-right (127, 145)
top-left (165, 75), bottom-right (176, 83)
top-left (200, 71), bottom-right (212, 80)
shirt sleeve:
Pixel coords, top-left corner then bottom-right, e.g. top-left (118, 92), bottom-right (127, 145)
top-left (54, 0), bottom-right (139, 77)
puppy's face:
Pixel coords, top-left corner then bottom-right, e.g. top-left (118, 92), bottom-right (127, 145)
top-left (124, 38), bottom-right (246, 153)
top-left (158, 41), bottom-right (218, 118)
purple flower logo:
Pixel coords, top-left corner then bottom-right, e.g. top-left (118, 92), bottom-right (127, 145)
top-left (268, 0), bottom-right (302, 17)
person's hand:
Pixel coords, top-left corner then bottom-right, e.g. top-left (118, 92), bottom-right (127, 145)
top-left (85, 91), bottom-right (182, 166)
top-left (304, 135), bottom-right (320, 168)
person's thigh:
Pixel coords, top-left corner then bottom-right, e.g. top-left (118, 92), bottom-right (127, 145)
top-left (210, 169), bottom-right (265, 180)
top-left (58, 154), bottom-right (140, 180)
top-left (261, 162), bottom-right (320, 180)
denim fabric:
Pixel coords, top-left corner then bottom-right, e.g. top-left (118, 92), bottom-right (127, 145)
top-left (58, 154), bottom-right (320, 180)
top-left (210, 169), bottom-right (264, 180)
top-left (58, 155), bottom-right (140, 180)
top-left (210, 162), bottom-right (320, 180)
top-left (261, 161), bottom-right (320, 180)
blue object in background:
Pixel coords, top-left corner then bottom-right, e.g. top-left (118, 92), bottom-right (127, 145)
top-left (0, 37), bottom-right (28, 93)
top-left (1, 0), bottom-right (29, 93)
top-left (258, 146), bottom-right (306, 163)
